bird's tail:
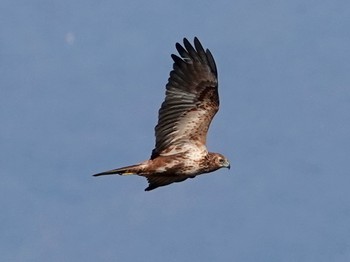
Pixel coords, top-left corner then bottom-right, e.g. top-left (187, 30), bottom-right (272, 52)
top-left (93, 164), bottom-right (142, 177)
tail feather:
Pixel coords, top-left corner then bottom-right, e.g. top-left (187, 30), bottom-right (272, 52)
top-left (93, 164), bottom-right (141, 177)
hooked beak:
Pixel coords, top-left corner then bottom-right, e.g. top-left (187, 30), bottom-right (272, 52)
top-left (224, 161), bottom-right (231, 170)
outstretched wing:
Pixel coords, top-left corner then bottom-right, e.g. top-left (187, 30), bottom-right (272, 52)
top-left (145, 175), bottom-right (194, 191)
top-left (151, 37), bottom-right (219, 159)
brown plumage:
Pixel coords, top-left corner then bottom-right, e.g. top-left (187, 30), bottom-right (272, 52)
top-left (93, 37), bottom-right (230, 191)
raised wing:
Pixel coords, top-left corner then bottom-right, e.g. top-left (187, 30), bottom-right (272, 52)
top-left (151, 37), bottom-right (219, 159)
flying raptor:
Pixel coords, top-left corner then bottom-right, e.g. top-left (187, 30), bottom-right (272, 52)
top-left (93, 37), bottom-right (230, 191)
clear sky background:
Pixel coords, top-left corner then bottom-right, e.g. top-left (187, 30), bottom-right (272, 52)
top-left (1, 0), bottom-right (350, 261)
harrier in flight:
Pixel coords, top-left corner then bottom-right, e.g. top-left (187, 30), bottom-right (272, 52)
top-left (94, 37), bottom-right (230, 191)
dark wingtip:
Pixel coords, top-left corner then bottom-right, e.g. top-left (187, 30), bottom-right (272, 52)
top-left (144, 184), bottom-right (157, 191)
top-left (183, 37), bottom-right (190, 45)
top-left (193, 36), bottom-right (200, 46)
top-left (175, 42), bottom-right (182, 51)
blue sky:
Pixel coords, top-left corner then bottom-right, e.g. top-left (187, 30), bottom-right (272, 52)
top-left (1, 0), bottom-right (350, 261)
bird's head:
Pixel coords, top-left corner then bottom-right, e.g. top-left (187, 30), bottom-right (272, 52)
top-left (209, 153), bottom-right (230, 171)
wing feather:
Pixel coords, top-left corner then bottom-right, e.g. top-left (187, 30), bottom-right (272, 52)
top-left (152, 37), bottom-right (219, 159)
top-left (145, 175), bottom-right (189, 191)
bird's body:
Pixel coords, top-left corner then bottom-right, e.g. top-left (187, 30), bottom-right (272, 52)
top-left (94, 37), bottom-right (230, 191)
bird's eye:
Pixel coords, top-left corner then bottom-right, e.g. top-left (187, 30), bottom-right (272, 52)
top-left (219, 158), bottom-right (225, 164)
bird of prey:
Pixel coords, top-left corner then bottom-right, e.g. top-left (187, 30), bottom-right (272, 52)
top-left (93, 37), bottom-right (230, 191)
